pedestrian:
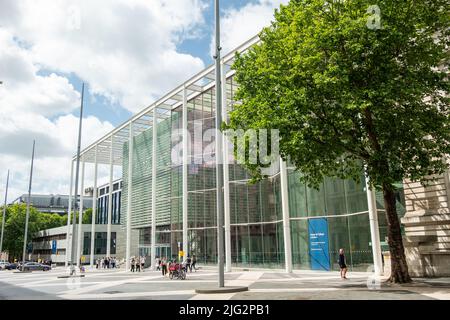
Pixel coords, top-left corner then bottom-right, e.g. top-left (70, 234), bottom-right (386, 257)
top-left (156, 257), bottom-right (161, 271)
top-left (161, 257), bottom-right (167, 276)
top-left (186, 256), bottom-right (192, 272)
top-left (191, 255), bottom-right (197, 272)
top-left (131, 257), bottom-right (135, 272)
top-left (140, 256), bottom-right (145, 271)
top-left (135, 257), bottom-right (140, 272)
top-left (339, 248), bottom-right (348, 279)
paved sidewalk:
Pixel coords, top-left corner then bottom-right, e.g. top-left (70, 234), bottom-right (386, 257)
top-left (0, 267), bottom-right (449, 300)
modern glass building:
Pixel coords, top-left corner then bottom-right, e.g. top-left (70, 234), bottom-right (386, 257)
top-left (96, 180), bottom-right (122, 225)
top-left (69, 36), bottom-right (405, 272)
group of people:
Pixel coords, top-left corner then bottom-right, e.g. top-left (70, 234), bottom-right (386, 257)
top-left (130, 256), bottom-right (146, 272)
top-left (156, 255), bottom-right (197, 277)
top-left (96, 257), bottom-right (118, 269)
top-left (37, 258), bottom-right (52, 266)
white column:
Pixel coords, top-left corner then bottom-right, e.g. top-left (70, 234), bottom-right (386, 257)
top-left (107, 136), bottom-right (114, 258)
top-left (65, 160), bottom-right (74, 268)
top-left (182, 87), bottom-right (189, 260)
top-left (221, 65), bottom-right (232, 272)
top-left (90, 146), bottom-right (98, 268)
top-left (365, 172), bottom-right (383, 276)
top-left (151, 110), bottom-right (157, 269)
top-left (280, 158), bottom-right (293, 273)
top-left (126, 124), bottom-right (133, 271)
top-left (76, 159), bottom-right (85, 267)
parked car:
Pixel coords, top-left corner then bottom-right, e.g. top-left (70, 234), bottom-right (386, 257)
top-left (5, 262), bottom-right (18, 270)
top-left (22, 262), bottom-right (51, 271)
top-left (0, 261), bottom-right (9, 270)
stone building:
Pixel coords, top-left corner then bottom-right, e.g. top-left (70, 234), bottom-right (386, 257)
top-left (402, 169), bottom-right (450, 277)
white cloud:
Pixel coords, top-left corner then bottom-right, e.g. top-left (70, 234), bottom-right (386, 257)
top-left (213, 0), bottom-right (289, 56)
top-left (2, 0), bottom-right (207, 113)
top-left (0, 27), bottom-right (114, 201)
top-left (0, 0), bottom-right (209, 201)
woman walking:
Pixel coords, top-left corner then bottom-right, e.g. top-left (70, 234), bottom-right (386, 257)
top-left (339, 248), bottom-right (348, 279)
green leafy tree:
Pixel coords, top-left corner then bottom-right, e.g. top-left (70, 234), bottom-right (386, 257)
top-left (0, 204), bottom-right (41, 260)
top-left (82, 208), bottom-right (93, 225)
top-left (226, 0), bottom-right (449, 283)
top-left (61, 208), bottom-right (93, 225)
top-left (0, 204), bottom-right (69, 260)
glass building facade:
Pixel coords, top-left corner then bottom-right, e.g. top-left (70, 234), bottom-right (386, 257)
top-left (96, 181), bottom-right (122, 225)
top-left (120, 75), bottom-right (406, 272)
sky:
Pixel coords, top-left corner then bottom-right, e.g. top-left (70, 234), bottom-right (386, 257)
top-left (0, 0), bottom-right (289, 202)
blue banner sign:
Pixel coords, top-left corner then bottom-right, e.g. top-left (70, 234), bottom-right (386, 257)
top-left (52, 240), bottom-right (57, 254)
top-left (308, 218), bottom-right (330, 271)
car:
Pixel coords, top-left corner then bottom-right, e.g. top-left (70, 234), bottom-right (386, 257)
top-left (22, 262), bottom-right (51, 271)
top-left (0, 261), bottom-right (9, 270)
top-left (5, 262), bottom-right (18, 270)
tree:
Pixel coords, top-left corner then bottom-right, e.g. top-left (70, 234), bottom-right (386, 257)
top-left (0, 204), bottom-right (67, 260)
top-left (0, 204), bottom-right (41, 260)
top-left (226, 0), bottom-right (449, 283)
top-left (61, 208), bottom-right (93, 225)
top-left (82, 208), bottom-right (93, 225)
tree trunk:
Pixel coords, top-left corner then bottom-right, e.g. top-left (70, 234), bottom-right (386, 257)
top-left (382, 183), bottom-right (411, 283)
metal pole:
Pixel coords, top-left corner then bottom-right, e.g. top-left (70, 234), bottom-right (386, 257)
top-left (70, 83), bottom-right (85, 275)
top-left (221, 65), bottom-right (232, 273)
top-left (151, 109), bottom-right (157, 269)
top-left (90, 146), bottom-right (98, 268)
top-left (126, 123), bottom-right (133, 271)
top-left (280, 159), bottom-right (293, 273)
top-left (365, 169), bottom-right (383, 276)
top-left (214, 0), bottom-right (225, 288)
top-left (65, 161), bottom-right (74, 268)
top-left (76, 159), bottom-right (85, 267)
top-left (22, 140), bottom-right (35, 271)
top-left (106, 136), bottom-right (114, 258)
top-left (0, 170), bottom-right (10, 256)
top-left (182, 87), bottom-right (188, 261)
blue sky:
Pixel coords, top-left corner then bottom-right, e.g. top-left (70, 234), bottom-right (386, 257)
top-left (0, 0), bottom-right (287, 199)
top-left (67, 0), bottom-right (274, 127)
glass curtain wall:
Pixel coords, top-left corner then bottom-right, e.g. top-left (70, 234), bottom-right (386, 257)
top-left (121, 73), bottom-right (406, 271)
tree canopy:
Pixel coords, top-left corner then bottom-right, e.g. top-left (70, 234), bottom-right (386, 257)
top-left (228, 0), bottom-right (449, 188)
top-left (0, 204), bottom-right (76, 260)
top-left (226, 0), bottom-right (449, 283)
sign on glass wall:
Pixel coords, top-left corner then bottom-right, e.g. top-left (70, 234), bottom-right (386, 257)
top-left (308, 218), bottom-right (330, 271)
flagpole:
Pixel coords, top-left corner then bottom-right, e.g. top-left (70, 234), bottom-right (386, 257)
top-left (21, 141), bottom-right (35, 271)
top-left (0, 170), bottom-right (10, 256)
top-left (214, 0), bottom-right (225, 288)
top-left (70, 83), bottom-right (85, 275)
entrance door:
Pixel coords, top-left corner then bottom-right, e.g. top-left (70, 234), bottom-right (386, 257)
top-left (308, 218), bottom-right (331, 271)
